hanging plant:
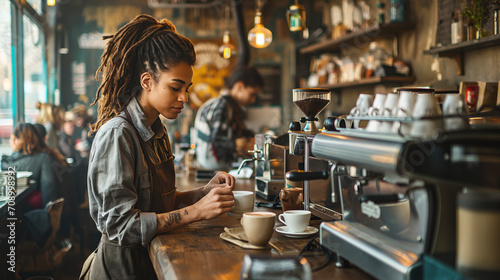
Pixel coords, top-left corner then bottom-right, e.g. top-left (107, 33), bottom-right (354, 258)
top-left (462, 0), bottom-right (493, 38)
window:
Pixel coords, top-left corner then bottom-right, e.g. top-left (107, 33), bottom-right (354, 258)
top-left (26, 0), bottom-right (42, 15)
top-left (23, 14), bottom-right (46, 123)
top-left (0, 1), bottom-right (13, 154)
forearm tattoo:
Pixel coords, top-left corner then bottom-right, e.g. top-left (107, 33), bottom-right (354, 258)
top-left (166, 211), bottom-right (182, 226)
top-left (161, 209), bottom-right (189, 229)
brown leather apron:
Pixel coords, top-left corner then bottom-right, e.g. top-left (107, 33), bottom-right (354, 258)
top-left (80, 110), bottom-right (176, 280)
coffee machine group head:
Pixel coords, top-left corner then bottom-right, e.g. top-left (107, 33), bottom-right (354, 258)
top-left (293, 88), bottom-right (331, 132)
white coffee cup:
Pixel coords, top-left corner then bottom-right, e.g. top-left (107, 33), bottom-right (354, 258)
top-left (241, 212), bottom-right (276, 246)
top-left (278, 210), bottom-right (311, 233)
top-left (229, 191), bottom-right (254, 216)
top-left (392, 90), bottom-right (417, 135)
top-left (410, 93), bottom-right (443, 138)
top-left (379, 93), bottom-right (399, 133)
top-left (366, 94), bottom-right (387, 132)
top-left (368, 93), bottom-right (387, 116)
top-left (350, 93), bottom-right (373, 117)
top-left (443, 94), bottom-right (470, 131)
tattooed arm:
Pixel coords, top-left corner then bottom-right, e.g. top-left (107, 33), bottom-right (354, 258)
top-left (156, 184), bottom-right (235, 234)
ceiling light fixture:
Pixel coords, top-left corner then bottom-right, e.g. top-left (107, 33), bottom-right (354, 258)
top-left (219, 5), bottom-right (236, 59)
top-left (247, 0), bottom-right (272, 49)
top-left (286, 0), bottom-right (306, 32)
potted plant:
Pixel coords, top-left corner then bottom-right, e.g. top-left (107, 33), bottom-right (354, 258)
top-left (462, 0), bottom-right (493, 38)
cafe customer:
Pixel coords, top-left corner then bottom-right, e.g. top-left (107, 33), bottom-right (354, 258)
top-left (80, 14), bottom-right (236, 280)
top-left (1, 123), bottom-right (67, 209)
top-left (194, 66), bottom-right (263, 171)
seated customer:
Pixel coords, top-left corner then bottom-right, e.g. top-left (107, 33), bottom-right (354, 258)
top-left (1, 123), bottom-right (67, 209)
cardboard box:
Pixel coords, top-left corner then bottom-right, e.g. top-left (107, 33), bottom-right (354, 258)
top-left (459, 81), bottom-right (498, 113)
top-left (459, 81), bottom-right (478, 112)
top-left (477, 81), bottom-right (498, 112)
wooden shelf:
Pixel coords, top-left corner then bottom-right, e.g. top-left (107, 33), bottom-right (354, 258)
top-left (317, 76), bottom-right (415, 90)
top-left (299, 22), bottom-right (415, 54)
top-left (423, 34), bottom-right (500, 75)
top-left (423, 34), bottom-right (500, 56)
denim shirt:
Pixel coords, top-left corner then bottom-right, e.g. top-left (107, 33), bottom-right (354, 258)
top-left (88, 97), bottom-right (173, 247)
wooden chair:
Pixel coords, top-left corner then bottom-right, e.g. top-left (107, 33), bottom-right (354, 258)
top-left (17, 198), bottom-right (69, 276)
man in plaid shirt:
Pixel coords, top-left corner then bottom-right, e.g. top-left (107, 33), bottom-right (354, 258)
top-left (194, 67), bottom-right (263, 170)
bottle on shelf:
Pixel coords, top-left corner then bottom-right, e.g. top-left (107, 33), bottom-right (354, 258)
top-left (377, 2), bottom-right (386, 24)
top-left (389, 0), bottom-right (404, 23)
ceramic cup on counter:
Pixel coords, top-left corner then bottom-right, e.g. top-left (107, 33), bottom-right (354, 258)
top-left (410, 93), bottom-right (443, 138)
top-left (442, 94), bottom-right (470, 131)
top-left (391, 89), bottom-right (418, 135)
top-left (228, 191), bottom-right (254, 217)
top-left (366, 93), bottom-right (387, 132)
top-left (280, 187), bottom-right (304, 211)
top-left (379, 93), bottom-right (399, 133)
top-left (350, 93), bottom-right (373, 129)
top-left (240, 212), bottom-right (276, 246)
top-left (278, 210), bottom-right (311, 233)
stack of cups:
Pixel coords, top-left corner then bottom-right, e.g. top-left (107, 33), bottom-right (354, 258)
top-left (366, 93), bottom-right (387, 132)
top-left (379, 93), bottom-right (400, 132)
top-left (442, 94), bottom-right (470, 131)
top-left (349, 93), bottom-right (373, 129)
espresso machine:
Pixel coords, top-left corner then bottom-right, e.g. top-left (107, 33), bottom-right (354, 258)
top-left (303, 117), bottom-right (500, 279)
top-left (251, 133), bottom-right (303, 200)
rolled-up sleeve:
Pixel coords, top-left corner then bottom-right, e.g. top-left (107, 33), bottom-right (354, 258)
top-left (88, 121), bottom-right (157, 247)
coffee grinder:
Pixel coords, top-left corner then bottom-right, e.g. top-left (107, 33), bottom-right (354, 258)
top-left (288, 88), bottom-right (334, 216)
top-left (292, 88), bottom-right (332, 132)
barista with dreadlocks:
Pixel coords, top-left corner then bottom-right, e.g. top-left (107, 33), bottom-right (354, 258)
top-left (80, 15), bottom-right (236, 280)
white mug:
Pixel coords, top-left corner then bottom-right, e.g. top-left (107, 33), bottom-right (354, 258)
top-left (392, 90), bottom-right (417, 135)
top-left (410, 93), bottom-right (443, 138)
top-left (379, 93), bottom-right (399, 133)
top-left (350, 93), bottom-right (373, 116)
top-left (368, 93), bottom-right (387, 116)
top-left (443, 94), bottom-right (470, 131)
top-left (228, 191), bottom-right (254, 217)
top-left (366, 93), bottom-right (387, 132)
top-left (278, 210), bottom-right (311, 233)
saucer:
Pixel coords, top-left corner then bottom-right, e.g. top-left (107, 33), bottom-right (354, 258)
top-left (275, 226), bottom-right (318, 238)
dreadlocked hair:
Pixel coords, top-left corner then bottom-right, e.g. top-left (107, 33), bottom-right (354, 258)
top-left (89, 14), bottom-right (196, 135)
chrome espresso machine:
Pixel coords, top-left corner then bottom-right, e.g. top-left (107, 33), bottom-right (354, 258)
top-left (287, 90), bottom-right (500, 280)
top-left (251, 133), bottom-right (303, 200)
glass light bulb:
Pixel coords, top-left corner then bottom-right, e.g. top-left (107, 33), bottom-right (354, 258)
top-left (248, 24), bottom-right (272, 48)
top-left (218, 32), bottom-right (236, 59)
top-left (47, 0), bottom-right (56, 6)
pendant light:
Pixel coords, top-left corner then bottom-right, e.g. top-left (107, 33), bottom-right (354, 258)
top-left (286, 0), bottom-right (306, 32)
top-left (219, 5), bottom-right (236, 59)
top-left (248, 0), bottom-right (272, 48)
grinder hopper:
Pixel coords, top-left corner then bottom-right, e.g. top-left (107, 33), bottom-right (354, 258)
top-left (293, 88), bottom-right (331, 132)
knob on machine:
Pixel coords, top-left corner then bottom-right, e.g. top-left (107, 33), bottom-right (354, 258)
top-left (293, 88), bottom-right (331, 132)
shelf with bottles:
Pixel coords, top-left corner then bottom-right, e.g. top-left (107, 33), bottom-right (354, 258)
top-left (317, 76), bottom-right (415, 90)
top-left (299, 22), bottom-right (415, 55)
top-left (423, 34), bottom-right (500, 75)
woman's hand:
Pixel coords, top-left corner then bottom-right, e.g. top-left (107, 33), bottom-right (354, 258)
top-left (204, 171), bottom-right (235, 195)
top-left (192, 186), bottom-right (235, 220)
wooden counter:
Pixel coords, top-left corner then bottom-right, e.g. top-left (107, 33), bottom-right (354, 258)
top-left (149, 171), bottom-right (374, 280)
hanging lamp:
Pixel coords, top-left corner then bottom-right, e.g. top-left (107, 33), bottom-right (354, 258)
top-left (219, 5), bottom-right (236, 59)
top-left (286, 0), bottom-right (306, 32)
top-left (248, 0), bottom-right (272, 48)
